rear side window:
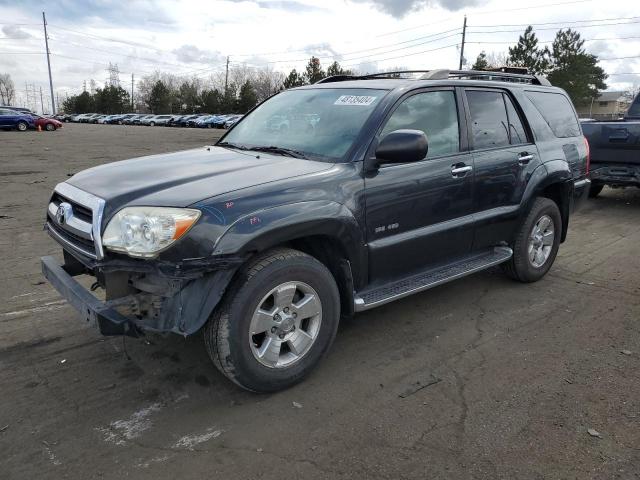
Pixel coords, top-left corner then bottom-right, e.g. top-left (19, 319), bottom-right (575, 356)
top-left (627, 95), bottom-right (640, 118)
top-left (466, 90), bottom-right (510, 149)
top-left (504, 95), bottom-right (528, 145)
top-left (525, 91), bottom-right (581, 137)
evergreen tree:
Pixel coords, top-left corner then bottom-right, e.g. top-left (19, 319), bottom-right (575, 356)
top-left (547, 29), bottom-right (607, 107)
top-left (237, 81), bottom-right (258, 113)
top-left (326, 61), bottom-right (351, 76)
top-left (507, 26), bottom-right (550, 74)
top-left (148, 80), bottom-right (172, 113)
top-left (200, 88), bottom-right (222, 113)
top-left (283, 69), bottom-right (305, 89)
top-left (304, 56), bottom-right (325, 84)
top-left (472, 51), bottom-right (489, 70)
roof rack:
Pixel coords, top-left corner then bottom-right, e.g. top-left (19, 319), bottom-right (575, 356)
top-left (316, 68), bottom-right (551, 86)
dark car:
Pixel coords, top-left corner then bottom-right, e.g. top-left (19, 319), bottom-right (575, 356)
top-left (581, 92), bottom-right (640, 197)
top-left (174, 114), bottom-right (200, 127)
top-left (0, 108), bottom-right (36, 131)
top-left (41, 69), bottom-right (589, 393)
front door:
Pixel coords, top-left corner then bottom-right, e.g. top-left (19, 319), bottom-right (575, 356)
top-left (364, 88), bottom-right (475, 282)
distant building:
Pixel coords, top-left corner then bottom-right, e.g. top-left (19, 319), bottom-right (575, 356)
top-left (577, 91), bottom-right (633, 120)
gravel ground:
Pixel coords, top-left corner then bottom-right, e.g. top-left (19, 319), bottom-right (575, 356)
top-left (1, 124), bottom-right (639, 479)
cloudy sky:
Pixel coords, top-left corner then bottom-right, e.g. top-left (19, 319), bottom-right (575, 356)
top-left (1, 0), bottom-right (638, 112)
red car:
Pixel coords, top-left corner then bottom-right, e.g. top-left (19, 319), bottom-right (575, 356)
top-left (33, 114), bottom-right (63, 131)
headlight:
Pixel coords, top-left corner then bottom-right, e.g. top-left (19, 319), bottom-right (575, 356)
top-left (102, 207), bottom-right (201, 258)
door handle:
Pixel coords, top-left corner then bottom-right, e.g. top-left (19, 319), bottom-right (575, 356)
top-left (518, 153), bottom-right (534, 165)
top-left (451, 164), bottom-right (473, 176)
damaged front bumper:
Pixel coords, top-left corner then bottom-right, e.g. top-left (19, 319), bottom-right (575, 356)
top-left (41, 252), bottom-right (242, 337)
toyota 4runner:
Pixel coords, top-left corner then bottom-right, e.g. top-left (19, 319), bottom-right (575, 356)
top-left (41, 69), bottom-right (590, 392)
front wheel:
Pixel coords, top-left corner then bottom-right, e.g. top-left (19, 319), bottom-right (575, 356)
top-left (17, 121), bottom-right (28, 131)
top-left (149, 122), bottom-right (155, 126)
top-left (502, 197), bottom-right (562, 283)
top-left (45, 123), bottom-right (55, 131)
top-left (204, 248), bottom-right (340, 392)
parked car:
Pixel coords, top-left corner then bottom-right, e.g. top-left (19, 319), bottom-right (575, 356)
top-left (2, 105), bottom-right (32, 115)
top-left (131, 114), bottom-right (153, 125)
top-left (31, 114), bottom-right (63, 131)
top-left (188, 115), bottom-right (212, 127)
top-left (224, 115), bottom-right (243, 129)
top-left (149, 114), bottom-right (173, 126)
top-left (41, 69), bottom-right (590, 392)
top-left (581, 92), bottom-right (640, 197)
top-left (167, 115), bottom-right (185, 127)
top-left (174, 114), bottom-right (201, 127)
top-left (0, 108), bottom-right (35, 131)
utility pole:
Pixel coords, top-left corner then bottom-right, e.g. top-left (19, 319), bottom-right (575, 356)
top-left (225, 56), bottom-right (230, 93)
top-left (458, 15), bottom-right (467, 70)
top-left (42, 11), bottom-right (56, 114)
top-left (39, 86), bottom-right (44, 114)
top-left (131, 73), bottom-right (134, 111)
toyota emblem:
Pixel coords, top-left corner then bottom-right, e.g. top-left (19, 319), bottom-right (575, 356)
top-left (56, 206), bottom-right (65, 224)
top-left (56, 202), bottom-right (73, 225)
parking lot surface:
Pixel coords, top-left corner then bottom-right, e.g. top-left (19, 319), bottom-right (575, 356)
top-left (1, 124), bottom-right (639, 479)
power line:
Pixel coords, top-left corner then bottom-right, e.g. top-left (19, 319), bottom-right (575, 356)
top-left (467, 19), bottom-right (640, 34)
top-left (470, 15), bottom-right (640, 28)
top-left (465, 35), bottom-right (640, 45)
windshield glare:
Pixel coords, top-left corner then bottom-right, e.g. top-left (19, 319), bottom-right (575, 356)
top-left (220, 88), bottom-right (387, 161)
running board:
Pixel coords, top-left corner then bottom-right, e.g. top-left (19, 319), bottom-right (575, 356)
top-left (354, 247), bottom-right (513, 312)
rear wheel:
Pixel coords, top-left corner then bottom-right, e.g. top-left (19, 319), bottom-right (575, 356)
top-left (16, 121), bottom-right (28, 131)
top-left (149, 121), bottom-right (155, 126)
top-left (45, 123), bottom-right (55, 131)
top-left (204, 248), bottom-right (340, 392)
top-left (502, 197), bottom-right (562, 283)
top-left (589, 183), bottom-right (604, 198)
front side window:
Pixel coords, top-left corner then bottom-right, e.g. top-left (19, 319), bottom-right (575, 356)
top-left (467, 90), bottom-right (510, 150)
top-left (380, 90), bottom-right (460, 158)
top-left (221, 88), bottom-right (387, 161)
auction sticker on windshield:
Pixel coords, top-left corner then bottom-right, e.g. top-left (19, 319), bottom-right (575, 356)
top-left (334, 95), bottom-right (377, 106)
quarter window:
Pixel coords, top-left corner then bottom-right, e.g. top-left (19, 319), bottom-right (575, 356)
top-left (381, 90), bottom-right (460, 158)
top-left (525, 91), bottom-right (581, 138)
top-left (467, 90), bottom-right (510, 150)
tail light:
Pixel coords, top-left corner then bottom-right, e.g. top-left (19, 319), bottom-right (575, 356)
top-left (584, 136), bottom-right (590, 175)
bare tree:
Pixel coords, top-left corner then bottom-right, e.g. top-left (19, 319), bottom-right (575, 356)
top-left (253, 67), bottom-right (284, 102)
top-left (0, 73), bottom-right (16, 105)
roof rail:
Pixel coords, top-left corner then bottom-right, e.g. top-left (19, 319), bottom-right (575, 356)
top-left (315, 69), bottom-right (552, 86)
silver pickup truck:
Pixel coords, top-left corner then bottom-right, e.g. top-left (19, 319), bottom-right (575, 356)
top-left (581, 93), bottom-right (640, 197)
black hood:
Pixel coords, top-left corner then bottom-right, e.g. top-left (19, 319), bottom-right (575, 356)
top-left (67, 146), bottom-right (332, 218)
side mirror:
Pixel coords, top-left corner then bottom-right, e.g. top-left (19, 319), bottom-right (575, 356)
top-left (375, 129), bottom-right (428, 165)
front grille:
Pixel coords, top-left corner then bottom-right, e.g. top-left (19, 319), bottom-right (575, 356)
top-left (46, 183), bottom-right (106, 259)
top-left (51, 192), bottom-right (93, 223)
top-left (47, 220), bottom-right (96, 257)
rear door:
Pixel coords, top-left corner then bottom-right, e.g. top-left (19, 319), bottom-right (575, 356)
top-left (364, 87), bottom-right (475, 282)
top-left (463, 88), bottom-right (541, 250)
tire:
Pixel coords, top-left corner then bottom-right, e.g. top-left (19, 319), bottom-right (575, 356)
top-left (502, 197), bottom-right (562, 283)
top-left (589, 183), bottom-right (604, 198)
top-left (45, 123), bottom-right (55, 131)
top-left (16, 121), bottom-right (28, 131)
top-left (149, 122), bottom-right (155, 127)
top-left (204, 248), bottom-right (340, 392)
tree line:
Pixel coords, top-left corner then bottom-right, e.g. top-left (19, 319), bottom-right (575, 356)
top-left (471, 26), bottom-right (607, 107)
top-left (51, 25), bottom-right (610, 115)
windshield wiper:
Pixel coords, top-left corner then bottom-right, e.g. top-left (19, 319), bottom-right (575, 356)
top-left (217, 141), bottom-right (249, 151)
top-left (247, 146), bottom-right (309, 159)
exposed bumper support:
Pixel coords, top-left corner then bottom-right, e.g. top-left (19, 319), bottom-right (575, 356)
top-left (41, 255), bottom-right (139, 336)
top-left (590, 164), bottom-right (640, 187)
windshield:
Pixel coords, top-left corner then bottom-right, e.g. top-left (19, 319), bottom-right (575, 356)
top-left (220, 88), bottom-right (387, 161)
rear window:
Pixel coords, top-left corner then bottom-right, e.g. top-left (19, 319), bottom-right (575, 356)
top-left (525, 91), bottom-right (581, 138)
